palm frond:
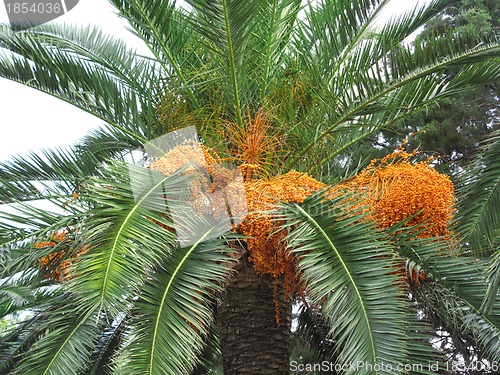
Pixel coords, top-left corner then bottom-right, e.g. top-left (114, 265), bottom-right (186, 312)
top-left (387, 225), bottom-right (500, 362)
top-left (403, 301), bottom-right (447, 374)
top-left (2, 155), bottom-right (240, 374)
top-left (77, 125), bottom-right (142, 162)
top-left (295, 0), bottom-right (379, 65)
top-left (120, 235), bottom-right (236, 375)
top-left (0, 24), bottom-right (152, 142)
top-left (0, 146), bottom-right (98, 183)
top-left (12, 23), bottom-right (152, 91)
top-left (0, 149), bottom-right (94, 206)
top-left (0, 314), bottom-right (47, 373)
top-left (430, 256), bottom-right (500, 327)
top-left (184, 0), bottom-right (262, 126)
top-left (109, 0), bottom-right (200, 108)
top-left (67, 161), bottom-right (182, 317)
top-left (10, 300), bottom-right (100, 375)
top-left (85, 313), bottom-right (129, 375)
top-left (0, 196), bottom-right (83, 257)
top-left (373, 0), bottom-right (457, 46)
top-left (454, 129), bottom-right (500, 252)
top-left (190, 320), bottom-right (222, 374)
top-left (251, 0), bottom-right (301, 100)
top-left (388, 224), bottom-right (499, 319)
top-left (286, 6), bottom-right (500, 168)
top-left (0, 284), bottom-right (33, 317)
top-left (292, 299), bottom-right (337, 362)
top-left (277, 190), bottom-right (407, 370)
top-left (416, 280), bottom-right (500, 362)
top-left (482, 251), bottom-right (500, 315)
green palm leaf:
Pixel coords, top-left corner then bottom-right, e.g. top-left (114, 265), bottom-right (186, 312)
top-left (388, 226), bottom-right (500, 362)
top-left (0, 25), bottom-right (152, 142)
top-left (428, 255), bottom-right (500, 333)
top-left (277, 190), bottom-right (407, 372)
top-left (0, 196), bottom-right (83, 260)
top-left (15, 23), bottom-right (152, 91)
top-left (285, 0), bottom-right (500, 169)
top-left (0, 314), bottom-right (47, 373)
top-left (293, 299), bottom-right (337, 362)
top-left (249, 0), bottom-right (301, 100)
top-left (191, 323), bottom-right (222, 374)
top-left (67, 161), bottom-right (181, 317)
top-left (482, 251), bottom-right (500, 315)
top-left (184, 0), bottom-right (262, 126)
top-left (403, 302), bottom-right (447, 374)
top-left (120, 234), bottom-right (236, 375)
top-left (0, 146), bottom-right (102, 205)
top-left (454, 129), bottom-right (500, 251)
top-left (85, 313), bottom-right (128, 375)
top-left (416, 280), bottom-right (500, 362)
top-left (109, 0), bottom-right (200, 108)
top-left (12, 302), bottom-right (100, 375)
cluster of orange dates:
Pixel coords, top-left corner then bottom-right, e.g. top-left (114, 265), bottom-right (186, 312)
top-left (35, 229), bottom-right (87, 282)
top-left (149, 142), bottom-right (454, 289)
top-left (36, 141), bottom-right (453, 292)
top-left (239, 150), bottom-right (454, 291)
top-left (240, 171), bottom-right (325, 297)
top-left (336, 150), bottom-right (454, 286)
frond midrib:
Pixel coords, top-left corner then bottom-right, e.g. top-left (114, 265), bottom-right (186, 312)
top-left (293, 203), bottom-right (378, 369)
top-left (148, 228), bottom-right (214, 375)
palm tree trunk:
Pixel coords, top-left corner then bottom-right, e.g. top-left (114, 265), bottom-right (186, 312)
top-left (217, 260), bottom-right (292, 375)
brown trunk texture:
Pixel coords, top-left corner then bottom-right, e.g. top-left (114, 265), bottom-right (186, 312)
top-left (218, 262), bottom-right (292, 375)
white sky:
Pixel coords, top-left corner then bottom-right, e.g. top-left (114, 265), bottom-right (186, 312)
top-left (0, 0), bottom-right (428, 163)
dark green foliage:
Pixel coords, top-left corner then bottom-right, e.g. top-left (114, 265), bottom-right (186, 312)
top-left (338, 0), bottom-right (499, 174)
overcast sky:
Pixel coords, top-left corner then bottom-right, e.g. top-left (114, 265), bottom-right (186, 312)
top-left (0, 0), bottom-right (428, 163)
top-left (0, 1), bottom-right (139, 163)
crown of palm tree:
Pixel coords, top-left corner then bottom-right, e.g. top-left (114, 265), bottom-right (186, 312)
top-left (0, 0), bottom-right (499, 373)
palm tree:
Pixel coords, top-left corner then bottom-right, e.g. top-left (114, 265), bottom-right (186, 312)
top-left (0, 0), bottom-right (499, 374)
